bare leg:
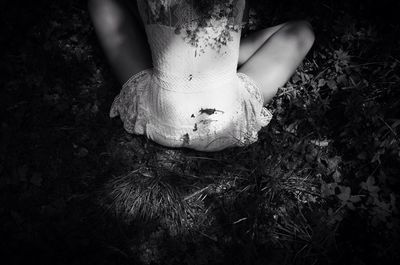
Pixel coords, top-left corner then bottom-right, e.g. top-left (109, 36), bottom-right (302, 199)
top-left (237, 20), bottom-right (315, 105)
top-left (237, 22), bottom-right (288, 68)
top-left (88, 0), bottom-right (152, 84)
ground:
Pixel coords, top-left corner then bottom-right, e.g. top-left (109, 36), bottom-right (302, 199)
top-left (1, 0), bottom-right (400, 264)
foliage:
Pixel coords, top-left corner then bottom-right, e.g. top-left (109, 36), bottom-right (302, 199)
top-left (143, 0), bottom-right (243, 54)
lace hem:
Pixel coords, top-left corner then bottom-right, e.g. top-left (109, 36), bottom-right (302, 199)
top-left (109, 68), bottom-right (153, 134)
top-left (237, 72), bottom-right (273, 125)
top-left (234, 72), bottom-right (273, 146)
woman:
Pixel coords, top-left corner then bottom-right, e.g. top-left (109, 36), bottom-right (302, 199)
top-left (88, 0), bottom-right (315, 151)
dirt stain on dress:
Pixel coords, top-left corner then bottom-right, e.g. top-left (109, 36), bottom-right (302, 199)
top-left (199, 108), bottom-right (225, 115)
top-left (182, 133), bottom-right (190, 145)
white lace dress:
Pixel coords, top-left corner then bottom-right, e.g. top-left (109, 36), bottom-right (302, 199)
top-left (110, 0), bottom-right (272, 151)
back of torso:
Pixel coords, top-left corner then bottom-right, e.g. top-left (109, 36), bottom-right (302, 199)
top-left (137, 0), bottom-right (246, 76)
top-left (136, 0), bottom-right (247, 127)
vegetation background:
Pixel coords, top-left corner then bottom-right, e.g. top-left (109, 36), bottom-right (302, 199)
top-left (1, 0), bottom-right (399, 264)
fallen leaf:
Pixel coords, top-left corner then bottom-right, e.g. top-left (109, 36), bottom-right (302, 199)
top-left (337, 186), bottom-right (351, 201)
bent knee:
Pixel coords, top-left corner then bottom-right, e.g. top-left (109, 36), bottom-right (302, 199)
top-left (281, 20), bottom-right (315, 53)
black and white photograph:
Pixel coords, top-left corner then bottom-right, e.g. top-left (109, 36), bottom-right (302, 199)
top-left (1, 0), bottom-right (399, 264)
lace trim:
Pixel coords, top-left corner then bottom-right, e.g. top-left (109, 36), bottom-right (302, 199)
top-left (234, 72), bottom-right (273, 146)
top-left (121, 67), bottom-right (153, 89)
top-left (237, 72), bottom-right (263, 104)
top-left (109, 68), bottom-right (153, 134)
top-left (237, 72), bottom-right (273, 125)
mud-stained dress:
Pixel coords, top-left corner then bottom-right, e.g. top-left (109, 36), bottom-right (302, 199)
top-left (110, 0), bottom-right (272, 151)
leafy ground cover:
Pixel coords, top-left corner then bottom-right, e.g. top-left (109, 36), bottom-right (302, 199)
top-left (1, 0), bottom-right (399, 264)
